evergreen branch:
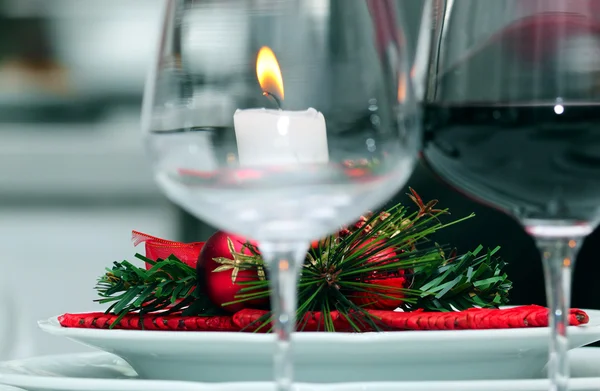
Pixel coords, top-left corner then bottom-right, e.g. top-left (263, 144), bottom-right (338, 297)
top-left (94, 254), bottom-right (222, 328)
top-left (227, 190), bottom-right (507, 331)
top-left (408, 245), bottom-right (512, 311)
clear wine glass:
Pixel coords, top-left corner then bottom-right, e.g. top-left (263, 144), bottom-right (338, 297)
top-left (142, 1), bottom-right (419, 388)
top-left (417, 1), bottom-right (600, 390)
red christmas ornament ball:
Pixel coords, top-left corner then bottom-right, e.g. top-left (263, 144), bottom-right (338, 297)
top-left (349, 237), bottom-right (408, 310)
top-left (199, 231), bottom-right (267, 313)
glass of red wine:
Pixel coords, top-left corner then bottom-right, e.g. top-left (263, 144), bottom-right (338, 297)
top-left (417, 0), bottom-right (600, 390)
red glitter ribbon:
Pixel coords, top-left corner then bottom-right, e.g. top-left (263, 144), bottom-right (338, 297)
top-left (59, 305), bottom-right (589, 332)
top-left (132, 231), bottom-right (204, 269)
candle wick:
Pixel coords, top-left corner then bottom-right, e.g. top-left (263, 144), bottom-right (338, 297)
top-left (262, 91), bottom-right (282, 110)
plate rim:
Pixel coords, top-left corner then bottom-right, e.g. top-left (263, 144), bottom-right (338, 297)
top-left (1, 351), bottom-right (600, 391)
top-left (38, 308), bottom-right (600, 344)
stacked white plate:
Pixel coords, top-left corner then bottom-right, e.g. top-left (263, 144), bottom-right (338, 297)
top-left (0, 311), bottom-right (599, 391)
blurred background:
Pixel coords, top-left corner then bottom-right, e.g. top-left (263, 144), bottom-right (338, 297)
top-left (0, 0), bottom-right (598, 361)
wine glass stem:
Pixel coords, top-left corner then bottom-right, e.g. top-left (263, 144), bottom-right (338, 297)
top-left (535, 237), bottom-right (581, 391)
top-left (259, 241), bottom-right (309, 391)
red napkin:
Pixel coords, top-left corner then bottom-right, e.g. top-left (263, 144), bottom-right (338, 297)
top-left (59, 305), bottom-right (589, 332)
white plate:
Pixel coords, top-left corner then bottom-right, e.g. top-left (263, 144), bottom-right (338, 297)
top-left (1, 350), bottom-right (600, 391)
top-left (39, 310), bottom-right (600, 383)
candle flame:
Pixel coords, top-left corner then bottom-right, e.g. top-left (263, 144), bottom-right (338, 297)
top-left (256, 46), bottom-right (284, 101)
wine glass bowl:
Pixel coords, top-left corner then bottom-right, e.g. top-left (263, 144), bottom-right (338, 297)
top-left (419, 1), bottom-right (600, 390)
top-left (142, 1), bottom-right (418, 389)
top-left (423, 4), bottom-right (600, 230)
top-left (144, 0), bottom-right (417, 243)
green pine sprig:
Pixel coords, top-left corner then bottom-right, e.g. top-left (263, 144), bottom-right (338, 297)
top-left (411, 244), bottom-right (511, 311)
top-left (229, 199), bottom-right (504, 332)
top-left (94, 254), bottom-right (222, 328)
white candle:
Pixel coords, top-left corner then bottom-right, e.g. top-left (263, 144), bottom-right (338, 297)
top-left (233, 107), bottom-right (329, 167)
top-left (232, 46), bottom-right (329, 167)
